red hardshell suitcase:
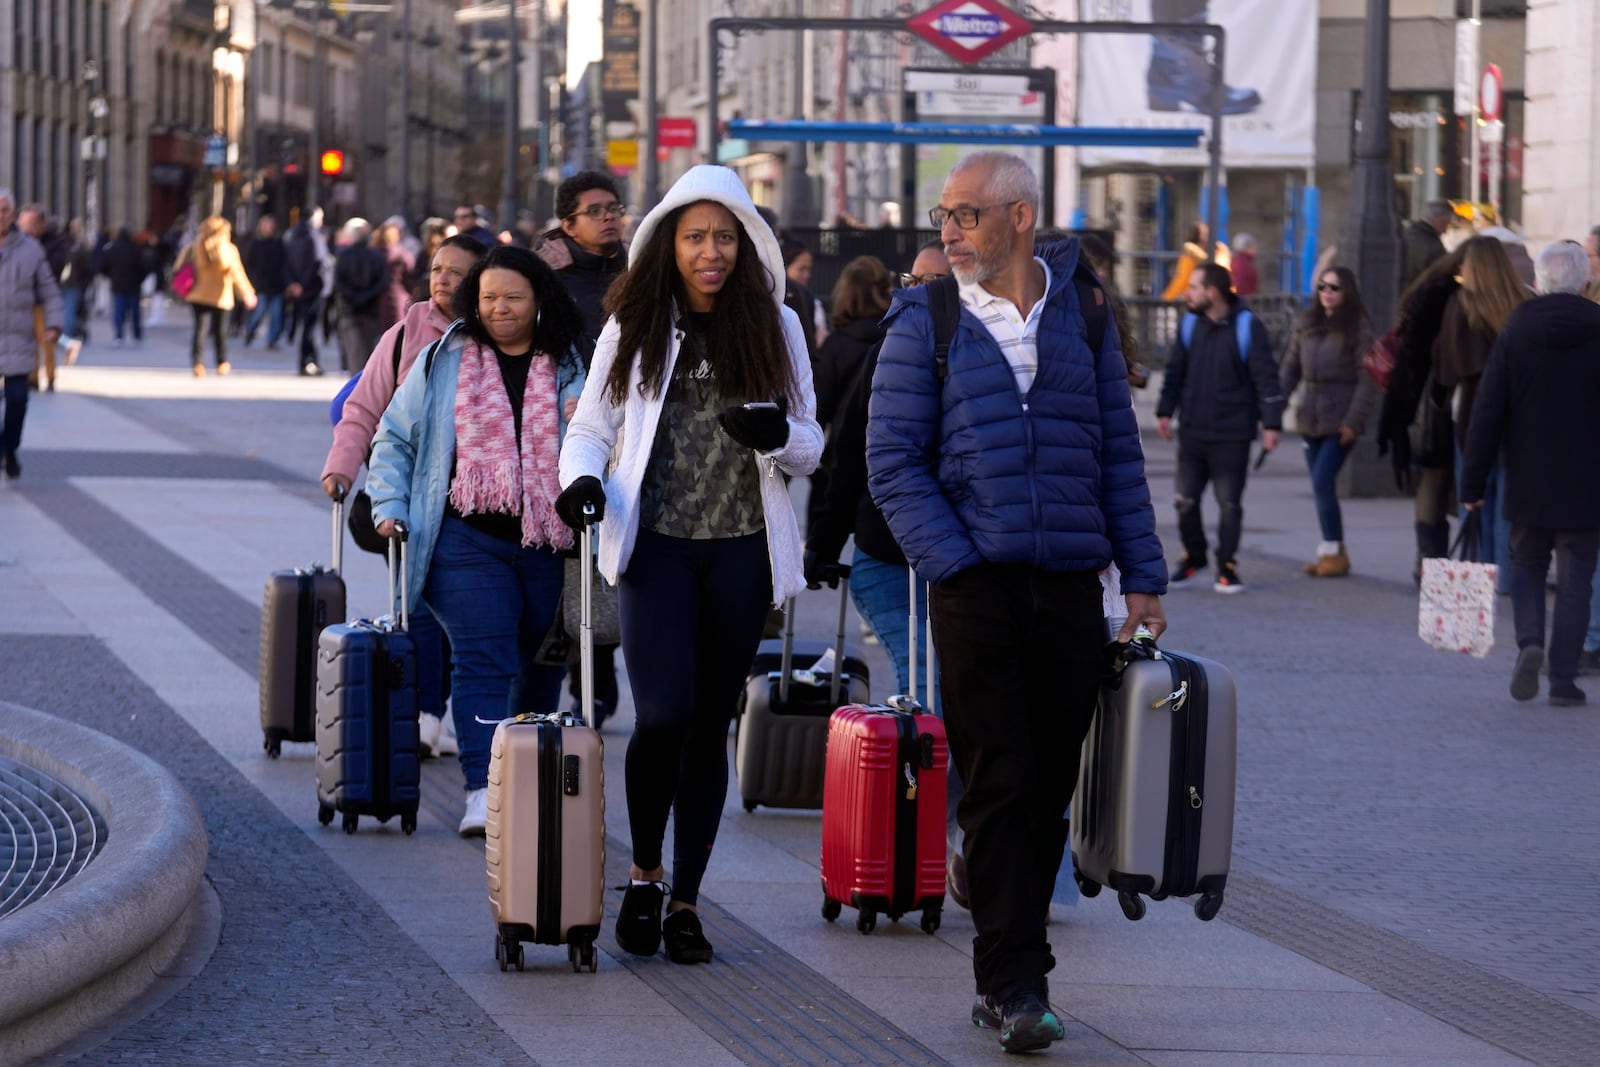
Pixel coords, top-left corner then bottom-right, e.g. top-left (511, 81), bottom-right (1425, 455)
top-left (259, 497), bottom-right (347, 757)
top-left (820, 572), bottom-right (947, 934)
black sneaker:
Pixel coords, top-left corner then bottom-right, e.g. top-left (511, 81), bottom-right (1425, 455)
top-left (972, 991), bottom-right (1065, 1053)
top-left (1168, 556), bottom-right (1206, 587)
top-left (1548, 683), bottom-right (1586, 707)
top-left (2, 451), bottom-right (18, 480)
top-left (662, 907), bottom-right (714, 965)
top-left (1510, 646), bottom-right (1544, 702)
top-left (1213, 562), bottom-right (1246, 595)
top-left (1578, 649), bottom-right (1600, 676)
top-left (615, 881), bottom-right (667, 956)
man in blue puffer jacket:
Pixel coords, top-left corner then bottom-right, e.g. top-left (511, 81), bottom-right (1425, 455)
top-left (867, 153), bottom-right (1167, 1053)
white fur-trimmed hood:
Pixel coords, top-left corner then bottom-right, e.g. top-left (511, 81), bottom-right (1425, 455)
top-left (627, 164), bottom-right (786, 308)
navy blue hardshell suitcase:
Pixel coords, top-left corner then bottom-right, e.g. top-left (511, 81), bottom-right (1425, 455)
top-left (315, 529), bottom-right (421, 834)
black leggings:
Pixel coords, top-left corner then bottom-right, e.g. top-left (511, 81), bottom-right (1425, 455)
top-left (618, 528), bottom-right (771, 906)
top-left (190, 303), bottom-right (228, 367)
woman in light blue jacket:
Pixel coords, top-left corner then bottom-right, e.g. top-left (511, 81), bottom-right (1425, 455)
top-left (367, 245), bottom-right (587, 835)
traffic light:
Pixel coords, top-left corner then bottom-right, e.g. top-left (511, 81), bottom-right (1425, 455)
top-left (319, 149), bottom-right (345, 177)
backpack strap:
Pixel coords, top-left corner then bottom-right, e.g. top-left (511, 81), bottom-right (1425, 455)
top-left (1180, 311), bottom-right (1198, 351)
top-left (927, 275), bottom-right (961, 380)
top-left (1180, 309), bottom-right (1253, 364)
top-left (390, 322), bottom-right (406, 381)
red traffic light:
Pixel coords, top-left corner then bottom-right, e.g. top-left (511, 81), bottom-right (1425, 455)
top-left (319, 149), bottom-right (345, 176)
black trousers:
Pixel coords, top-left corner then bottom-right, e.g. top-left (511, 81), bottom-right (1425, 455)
top-left (190, 304), bottom-right (228, 368)
top-left (293, 292), bottom-right (323, 367)
top-left (1175, 436), bottom-right (1252, 567)
top-left (931, 562), bottom-right (1104, 1002)
top-left (1509, 524), bottom-right (1600, 686)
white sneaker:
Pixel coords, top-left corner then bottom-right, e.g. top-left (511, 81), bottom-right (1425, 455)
top-left (436, 710), bottom-right (459, 756)
top-left (459, 788), bottom-right (488, 837)
top-left (418, 712), bottom-right (443, 758)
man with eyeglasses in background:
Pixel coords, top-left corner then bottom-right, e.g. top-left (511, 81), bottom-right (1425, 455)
top-left (451, 204), bottom-right (497, 248)
top-left (867, 152), bottom-right (1167, 1054)
top-left (535, 170), bottom-right (629, 727)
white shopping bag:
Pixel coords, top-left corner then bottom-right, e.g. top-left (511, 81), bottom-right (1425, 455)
top-left (1418, 557), bottom-right (1497, 658)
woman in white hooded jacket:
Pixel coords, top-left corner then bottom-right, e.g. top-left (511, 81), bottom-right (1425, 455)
top-left (556, 165), bottom-right (821, 965)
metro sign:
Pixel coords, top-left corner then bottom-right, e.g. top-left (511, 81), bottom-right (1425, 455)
top-left (908, 0), bottom-right (1032, 66)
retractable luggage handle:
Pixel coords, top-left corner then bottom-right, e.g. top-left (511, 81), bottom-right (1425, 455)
top-left (777, 567), bottom-right (853, 706)
top-left (329, 488), bottom-right (345, 575)
top-left (385, 520), bottom-right (409, 632)
top-left (575, 504), bottom-right (599, 728)
top-left (892, 570), bottom-right (935, 713)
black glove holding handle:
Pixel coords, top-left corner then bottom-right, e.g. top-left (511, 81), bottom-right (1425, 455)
top-left (555, 476), bottom-right (607, 531)
top-left (718, 397), bottom-right (790, 452)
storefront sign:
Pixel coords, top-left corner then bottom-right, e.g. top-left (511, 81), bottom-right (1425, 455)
top-left (602, 1), bottom-right (640, 124)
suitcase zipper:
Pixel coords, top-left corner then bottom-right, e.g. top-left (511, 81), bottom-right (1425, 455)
top-left (1160, 654), bottom-right (1209, 895)
top-left (891, 712), bottom-right (919, 916)
top-left (535, 721), bottom-right (565, 945)
top-left (294, 572), bottom-right (316, 740)
top-left (371, 634), bottom-right (390, 813)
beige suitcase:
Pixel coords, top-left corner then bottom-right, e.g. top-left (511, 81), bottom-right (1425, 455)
top-left (484, 507), bottom-right (606, 972)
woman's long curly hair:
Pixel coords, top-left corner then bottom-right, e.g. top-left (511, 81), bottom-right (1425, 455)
top-left (1299, 264), bottom-right (1370, 340)
top-left (601, 201), bottom-right (797, 408)
top-left (452, 244), bottom-right (585, 363)
top-left (1455, 235), bottom-right (1529, 337)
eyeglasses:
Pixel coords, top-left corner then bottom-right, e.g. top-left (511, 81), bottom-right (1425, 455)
top-left (927, 202), bottom-right (1019, 230)
top-left (1317, 282), bottom-right (1342, 293)
top-left (897, 271), bottom-right (949, 287)
top-left (567, 202), bottom-right (626, 222)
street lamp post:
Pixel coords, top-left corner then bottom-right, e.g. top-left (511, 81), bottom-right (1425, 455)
top-left (500, 0), bottom-right (520, 233)
top-left (399, 0), bottom-right (412, 224)
top-left (308, 0), bottom-right (326, 210)
top-left (421, 26), bottom-right (442, 217)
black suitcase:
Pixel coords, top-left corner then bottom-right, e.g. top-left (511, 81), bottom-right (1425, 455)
top-left (259, 497), bottom-right (347, 757)
top-left (1071, 639), bottom-right (1236, 922)
top-left (734, 576), bottom-right (870, 811)
top-left (315, 526), bottom-right (421, 834)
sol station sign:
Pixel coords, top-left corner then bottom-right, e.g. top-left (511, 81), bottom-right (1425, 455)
top-left (908, 0), bottom-right (1032, 66)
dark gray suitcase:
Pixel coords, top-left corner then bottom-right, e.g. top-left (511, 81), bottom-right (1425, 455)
top-left (259, 497), bottom-right (347, 757)
top-left (1070, 639), bottom-right (1236, 922)
top-left (735, 578), bottom-right (869, 812)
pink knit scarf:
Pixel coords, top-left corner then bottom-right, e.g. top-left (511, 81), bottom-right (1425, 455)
top-left (449, 337), bottom-right (572, 551)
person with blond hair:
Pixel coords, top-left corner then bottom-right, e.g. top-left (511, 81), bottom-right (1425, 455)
top-left (175, 216), bottom-right (256, 377)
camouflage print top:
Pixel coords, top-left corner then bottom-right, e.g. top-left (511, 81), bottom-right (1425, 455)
top-left (636, 315), bottom-right (766, 539)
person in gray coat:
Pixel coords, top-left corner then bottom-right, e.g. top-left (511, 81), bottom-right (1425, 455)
top-left (1280, 265), bottom-right (1380, 577)
top-left (0, 189), bottom-right (64, 480)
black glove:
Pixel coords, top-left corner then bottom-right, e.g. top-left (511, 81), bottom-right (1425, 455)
top-left (718, 398), bottom-right (789, 452)
top-left (803, 550), bottom-right (840, 590)
top-left (555, 476), bottom-right (606, 530)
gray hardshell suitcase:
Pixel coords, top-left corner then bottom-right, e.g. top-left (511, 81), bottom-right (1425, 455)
top-left (1070, 639), bottom-right (1236, 922)
top-left (735, 578), bottom-right (869, 812)
top-left (259, 497), bottom-right (347, 757)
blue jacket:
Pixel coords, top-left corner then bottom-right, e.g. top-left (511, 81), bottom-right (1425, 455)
top-left (866, 239), bottom-right (1166, 594)
top-left (366, 322), bottom-right (588, 611)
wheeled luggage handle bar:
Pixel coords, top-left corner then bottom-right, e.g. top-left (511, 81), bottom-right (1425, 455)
top-left (894, 569), bottom-right (935, 712)
top-left (778, 566), bottom-right (854, 705)
top-left (386, 520), bottom-right (409, 632)
top-left (577, 503), bottom-right (598, 729)
top-left (330, 488), bottom-right (345, 575)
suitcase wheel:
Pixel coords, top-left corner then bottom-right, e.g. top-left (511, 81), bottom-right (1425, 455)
top-left (920, 907), bottom-right (941, 935)
top-left (317, 803), bottom-right (334, 827)
top-left (496, 934), bottom-right (524, 972)
top-left (1073, 870), bottom-right (1102, 898)
top-left (568, 939), bottom-right (597, 974)
top-left (743, 800), bottom-right (757, 813)
top-left (401, 812), bottom-right (417, 835)
top-left (821, 897), bottom-right (842, 923)
top-left (341, 812), bottom-right (359, 835)
top-left (264, 735), bottom-right (282, 759)
top-left (1194, 890), bottom-right (1223, 922)
top-left (856, 909), bottom-right (876, 935)
top-left (1117, 890), bottom-right (1147, 922)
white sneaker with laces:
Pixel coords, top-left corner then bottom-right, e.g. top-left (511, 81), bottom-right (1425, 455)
top-left (436, 711), bottom-right (459, 756)
top-left (459, 788), bottom-right (488, 837)
top-left (418, 712), bottom-right (443, 758)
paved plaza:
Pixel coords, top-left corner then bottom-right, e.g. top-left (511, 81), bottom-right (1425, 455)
top-left (1, 319), bottom-right (1596, 1065)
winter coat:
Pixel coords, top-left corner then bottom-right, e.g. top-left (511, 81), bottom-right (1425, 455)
top-left (322, 297), bottom-right (457, 486)
top-left (242, 234), bottom-right (288, 296)
top-left (1461, 294), bottom-right (1600, 529)
top-left (557, 164), bottom-right (823, 605)
top-left (1231, 250), bottom-right (1260, 297)
top-left (813, 315), bottom-right (884, 434)
top-left (1156, 300), bottom-right (1285, 443)
top-left (284, 222), bottom-right (326, 296)
top-left (808, 340), bottom-right (903, 567)
top-left (866, 238), bottom-right (1166, 593)
top-left (177, 222), bottom-right (255, 312)
top-left (1280, 320), bottom-right (1380, 438)
top-left (101, 235), bottom-right (149, 295)
top-left (0, 227), bottom-right (64, 377)
top-left (366, 322), bottom-right (588, 612)
top-left (1432, 293), bottom-right (1500, 448)
top-left (1401, 220), bottom-right (1446, 292)
top-left (334, 244), bottom-right (388, 317)
top-left (535, 231), bottom-right (625, 342)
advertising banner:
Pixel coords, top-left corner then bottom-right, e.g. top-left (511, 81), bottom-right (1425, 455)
top-left (1077, 0), bottom-right (1316, 169)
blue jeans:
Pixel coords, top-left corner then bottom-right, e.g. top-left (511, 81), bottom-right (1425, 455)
top-left (1301, 435), bottom-right (1354, 542)
top-left (849, 548), bottom-right (962, 852)
top-left (1586, 570), bottom-right (1600, 653)
top-left (421, 517), bottom-right (565, 791)
top-left (2, 374), bottom-right (29, 454)
top-left (408, 601), bottom-right (448, 717)
top-left (58, 288), bottom-right (85, 342)
top-left (1458, 451), bottom-right (1512, 592)
top-left (112, 292), bottom-right (142, 341)
top-left (245, 293), bottom-right (285, 345)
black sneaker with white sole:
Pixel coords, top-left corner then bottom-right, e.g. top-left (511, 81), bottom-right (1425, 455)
top-left (972, 991), bottom-right (1065, 1053)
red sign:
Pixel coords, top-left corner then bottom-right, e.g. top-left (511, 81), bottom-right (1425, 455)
top-left (1479, 64), bottom-right (1503, 122)
top-left (658, 117), bottom-right (697, 149)
top-left (907, 0), bottom-right (1032, 66)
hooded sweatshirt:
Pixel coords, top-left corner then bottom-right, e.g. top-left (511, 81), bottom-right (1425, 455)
top-left (557, 164), bottom-right (823, 604)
